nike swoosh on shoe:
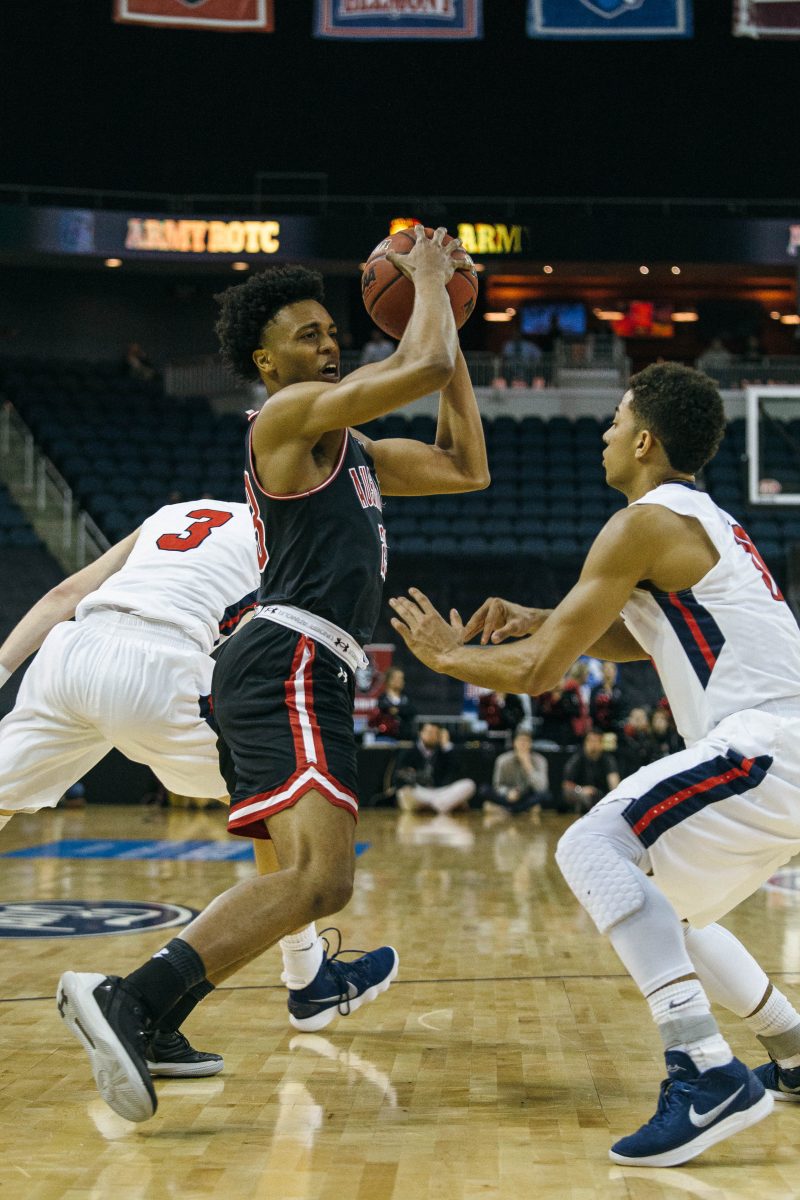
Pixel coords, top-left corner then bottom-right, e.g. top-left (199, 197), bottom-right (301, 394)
top-left (689, 1085), bottom-right (745, 1128)
top-left (312, 982), bottom-right (359, 1004)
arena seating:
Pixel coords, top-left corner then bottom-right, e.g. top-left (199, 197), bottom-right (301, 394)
top-left (0, 356), bottom-right (796, 571)
top-left (0, 483), bottom-right (39, 548)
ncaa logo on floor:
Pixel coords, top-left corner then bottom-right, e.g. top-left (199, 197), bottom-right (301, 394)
top-left (0, 900), bottom-right (197, 938)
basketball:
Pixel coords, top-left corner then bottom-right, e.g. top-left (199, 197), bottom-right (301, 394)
top-left (361, 226), bottom-right (479, 340)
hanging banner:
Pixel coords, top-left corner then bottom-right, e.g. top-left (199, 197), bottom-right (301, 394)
top-left (114, 0), bottom-right (274, 31)
top-left (314, 0), bottom-right (483, 40)
top-left (527, 0), bottom-right (692, 39)
top-left (734, 1), bottom-right (800, 38)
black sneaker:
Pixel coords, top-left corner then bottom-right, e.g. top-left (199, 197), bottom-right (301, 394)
top-left (57, 972), bottom-right (157, 1123)
top-left (146, 1030), bottom-right (224, 1078)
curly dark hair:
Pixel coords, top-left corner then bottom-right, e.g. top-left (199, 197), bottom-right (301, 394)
top-left (628, 362), bottom-right (725, 474)
top-left (214, 265), bottom-right (325, 382)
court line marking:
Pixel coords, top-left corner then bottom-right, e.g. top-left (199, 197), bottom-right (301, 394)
top-left (5, 970), bottom-right (800, 1005)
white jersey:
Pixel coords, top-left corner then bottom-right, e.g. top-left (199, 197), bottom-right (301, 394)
top-left (620, 481), bottom-right (800, 746)
top-left (76, 500), bottom-right (260, 655)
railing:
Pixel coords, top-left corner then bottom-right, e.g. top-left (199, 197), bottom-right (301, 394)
top-left (699, 359), bottom-right (800, 391)
top-left (1, 182), bottom-right (798, 220)
top-left (163, 348), bottom-right (636, 398)
top-left (0, 402), bottom-right (109, 571)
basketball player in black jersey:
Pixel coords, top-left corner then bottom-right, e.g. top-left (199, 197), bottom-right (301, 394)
top-left (58, 226), bottom-right (490, 1123)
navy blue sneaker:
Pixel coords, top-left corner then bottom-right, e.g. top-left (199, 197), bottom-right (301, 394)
top-left (753, 1058), bottom-right (800, 1103)
top-left (287, 929), bottom-right (399, 1033)
top-left (609, 1052), bottom-right (773, 1167)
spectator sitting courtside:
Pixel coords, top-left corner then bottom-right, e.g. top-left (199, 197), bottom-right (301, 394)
top-left (481, 729), bottom-right (551, 818)
top-left (562, 729), bottom-right (620, 814)
top-left (536, 662), bottom-right (590, 748)
top-left (368, 666), bottom-right (416, 741)
top-left (394, 722), bottom-right (476, 815)
top-left (617, 706), bottom-right (657, 775)
top-left (589, 661), bottom-right (626, 734)
top-left (649, 706), bottom-right (683, 759)
top-left (478, 690), bottom-right (527, 734)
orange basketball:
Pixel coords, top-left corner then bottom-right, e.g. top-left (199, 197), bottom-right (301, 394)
top-left (361, 226), bottom-right (479, 340)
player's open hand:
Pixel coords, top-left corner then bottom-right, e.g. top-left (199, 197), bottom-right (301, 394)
top-left (386, 225), bottom-right (463, 285)
top-left (389, 587), bottom-right (461, 670)
top-left (462, 597), bottom-right (548, 644)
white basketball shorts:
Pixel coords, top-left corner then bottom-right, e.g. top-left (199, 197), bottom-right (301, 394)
top-left (594, 706), bottom-right (800, 927)
top-left (0, 610), bottom-right (227, 818)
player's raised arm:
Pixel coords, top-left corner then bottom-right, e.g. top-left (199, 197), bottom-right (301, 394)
top-left (0, 529), bottom-right (139, 684)
top-left (356, 348), bottom-right (490, 496)
top-left (255, 226), bottom-right (460, 448)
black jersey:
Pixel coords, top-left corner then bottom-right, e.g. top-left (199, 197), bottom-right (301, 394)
top-left (243, 419), bottom-right (387, 644)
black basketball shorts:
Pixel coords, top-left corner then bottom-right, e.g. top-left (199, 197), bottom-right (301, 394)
top-left (211, 619), bottom-right (359, 840)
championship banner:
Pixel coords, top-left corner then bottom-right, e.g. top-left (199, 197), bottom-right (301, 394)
top-left (527, 0), bottom-right (692, 39)
top-left (114, 0), bottom-right (274, 31)
top-left (313, 0), bottom-right (483, 40)
top-left (734, 1), bottom-right (800, 38)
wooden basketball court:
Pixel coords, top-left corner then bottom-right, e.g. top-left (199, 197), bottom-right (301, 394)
top-left (1, 803), bottom-right (798, 1199)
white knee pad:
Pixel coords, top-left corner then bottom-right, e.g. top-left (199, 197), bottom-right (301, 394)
top-left (556, 812), bottom-right (649, 935)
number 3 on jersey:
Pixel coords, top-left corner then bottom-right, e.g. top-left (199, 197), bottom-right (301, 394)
top-left (156, 508), bottom-right (233, 552)
top-left (244, 471), bottom-right (268, 571)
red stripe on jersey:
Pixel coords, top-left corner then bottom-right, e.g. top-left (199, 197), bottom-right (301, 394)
top-left (668, 591), bottom-right (717, 671)
top-left (631, 761), bottom-right (751, 837)
top-left (228, 765), bottom-right (358, 815)
top-left (302, 646), bottom-right (328, 773)
top-left (285, 636), bottom-right (313, 768)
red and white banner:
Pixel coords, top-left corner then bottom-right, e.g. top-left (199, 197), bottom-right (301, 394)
top-left (114, 0), bottom-right (275, 31)
top-left (734, 0), bottom-right (800, 38)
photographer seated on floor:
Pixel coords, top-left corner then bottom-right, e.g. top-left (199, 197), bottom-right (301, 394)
top-left (393, 721), bottom-right (476, 815)
top-left (480, 727), bottom-right (552, 818)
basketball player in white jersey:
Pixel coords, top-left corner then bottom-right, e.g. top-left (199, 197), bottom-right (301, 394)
top-left (0, 498), bottom-right (391, 1073)
top-left (389, 362), bottom-right (800, 1166)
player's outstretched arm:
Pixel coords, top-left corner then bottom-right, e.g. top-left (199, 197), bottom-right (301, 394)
top-left (0, 529), bottom-right (139, 686)
top-left (462, 597), bottom-right (549, 644)
top-left (461, 594), bottom-right (645, 660)
top-left (389, 509), bottom-right (654, 694)
top-left (357, 349), bottom-right (490, 496)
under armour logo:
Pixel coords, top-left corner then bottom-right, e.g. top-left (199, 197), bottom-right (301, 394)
top-left (337, 666), bottom-right (348, 683)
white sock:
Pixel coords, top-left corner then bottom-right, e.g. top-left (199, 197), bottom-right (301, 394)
top-left (745, 986), bottom-right (800, 1068)
top-left (683, 923), bottom-right (769, 1016)
top-left (648, 979), bottom-right (733, 1072)
top-left (280, 924), bottom-right (324, 990)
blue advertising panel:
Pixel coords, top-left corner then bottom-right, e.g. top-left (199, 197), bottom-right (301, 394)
top-left (528, 0), bottom-right (692, 39)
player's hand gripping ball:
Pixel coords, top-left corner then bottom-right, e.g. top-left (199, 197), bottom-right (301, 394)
top-left (361, 226), bottom-right (479, 340)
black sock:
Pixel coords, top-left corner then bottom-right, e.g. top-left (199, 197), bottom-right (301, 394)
top-left (155, 979), bottom-right (215, 1035)
top-left (124, 938), bottom-right (207, 1025)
